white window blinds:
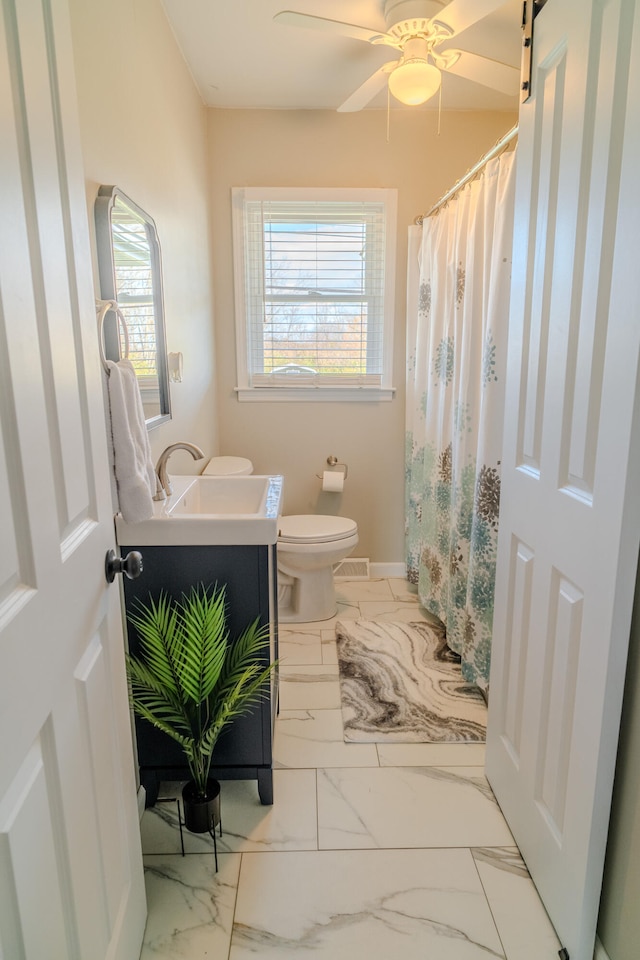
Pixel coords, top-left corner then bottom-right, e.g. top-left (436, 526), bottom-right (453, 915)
top-left (233, 188), bottom-right (396, 398)
top-left (111, 206), bottom-right (159, 389)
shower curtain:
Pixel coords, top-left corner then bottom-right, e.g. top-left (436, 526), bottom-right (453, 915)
top-left (405, 149), bottom-right (516, 693)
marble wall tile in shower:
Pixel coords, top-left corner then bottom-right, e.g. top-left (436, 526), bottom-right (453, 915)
top-left (317, 766), bottom-right (514, 850)
top-left (229, 848), bottom-right (505, 960)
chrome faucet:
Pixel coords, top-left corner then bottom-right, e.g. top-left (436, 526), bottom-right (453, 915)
top-left (154, 442), bottom-right (205, 499)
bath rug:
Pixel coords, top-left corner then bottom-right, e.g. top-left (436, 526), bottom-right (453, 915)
top-left (335, 620), bottom-right (487, 743)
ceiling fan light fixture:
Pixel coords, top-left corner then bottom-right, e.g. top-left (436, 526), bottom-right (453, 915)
top-left (388, 58), bottom-right (441, 105)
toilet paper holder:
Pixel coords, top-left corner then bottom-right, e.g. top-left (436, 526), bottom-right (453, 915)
top-left (316, 455), bottom-right (348, 480)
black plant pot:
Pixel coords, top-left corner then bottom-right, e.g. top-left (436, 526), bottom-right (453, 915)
top-left (182, 779), bottom-right (221, 834)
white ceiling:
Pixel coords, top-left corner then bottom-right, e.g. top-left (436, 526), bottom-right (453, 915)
top-left (161, 0), bottom-right (524, 112)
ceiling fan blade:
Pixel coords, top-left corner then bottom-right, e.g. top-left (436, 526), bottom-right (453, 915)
top-left (337, 62), bottom-right (398, 113)
top-left (274, 10), bottom-right (388, 45)
top-left (432, 0), bottom-right (509, 39)
top-left (444, 51), bottom-right (519, 95)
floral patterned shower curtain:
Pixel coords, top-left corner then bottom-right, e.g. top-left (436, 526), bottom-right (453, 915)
top-left (405, 149), bottom-right (516, 693)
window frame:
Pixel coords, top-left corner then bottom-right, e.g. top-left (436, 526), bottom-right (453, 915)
top-left (231, 186), bottom-right (397, 402)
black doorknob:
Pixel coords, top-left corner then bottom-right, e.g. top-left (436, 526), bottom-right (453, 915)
top-left (105, 549), bottom-right (143, 584)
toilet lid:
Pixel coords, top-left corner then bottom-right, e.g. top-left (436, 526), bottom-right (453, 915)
top-left (278, 514), bottom-right (357, 544)
top-left (203, 456), bottom-right (253, 476)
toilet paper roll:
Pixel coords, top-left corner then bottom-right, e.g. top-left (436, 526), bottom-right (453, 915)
top-left (322, 470), bottom-right (344, 492)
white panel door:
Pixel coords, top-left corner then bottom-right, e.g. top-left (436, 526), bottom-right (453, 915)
top-left (486, 1), bottom-right (640, 958)
top-left (0, 1), bottom-right (146, 958)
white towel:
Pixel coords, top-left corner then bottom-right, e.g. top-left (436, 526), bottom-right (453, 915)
top-left (106, 360), bottom-right (157, 522)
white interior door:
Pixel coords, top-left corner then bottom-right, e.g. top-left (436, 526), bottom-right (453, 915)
top-left (486, 1), bottom-right (640, 958)
top-left (0, 1), bottom-right (146, 957)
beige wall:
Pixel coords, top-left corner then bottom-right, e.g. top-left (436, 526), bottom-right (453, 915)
top-left (209, 108), bottom-right (516, 561)
top-left (68, 0), bottom-right (218, 469)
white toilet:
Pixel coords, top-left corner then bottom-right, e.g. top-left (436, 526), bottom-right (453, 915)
top-left (202, 456), bottom-right (253, 477)
top-left (277, 515), bottom-right (358, 623)
top-left (201, 457), bottom-right (358, 623)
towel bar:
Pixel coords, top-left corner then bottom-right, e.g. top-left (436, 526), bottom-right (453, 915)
top-left (96, 299), bottom-right (130, 373)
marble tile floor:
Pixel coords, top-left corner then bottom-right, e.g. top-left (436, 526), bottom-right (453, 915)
top-left (139, 578), bottom-right (561, 959)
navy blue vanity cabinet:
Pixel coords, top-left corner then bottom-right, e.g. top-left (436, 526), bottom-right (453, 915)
top-left (122, 543), bottom-right (279, 806)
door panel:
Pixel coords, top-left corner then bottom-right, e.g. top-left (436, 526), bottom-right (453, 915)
top-left (0, 741), bottom-right (71, 959)
top-left (0, 1), bottom-right (146, 957)
top-left (486, 1), bottom-right (640, 958)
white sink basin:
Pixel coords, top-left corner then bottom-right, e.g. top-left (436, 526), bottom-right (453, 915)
top-left (168, 476), bottom-right (272, 517)
top-left (115, 474), bottom-right (284, 546)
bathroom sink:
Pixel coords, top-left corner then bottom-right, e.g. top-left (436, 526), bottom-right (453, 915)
top-left (168, 476), bottom-right (272, 517)
top-left (115, 474), bottom-right (284, 547)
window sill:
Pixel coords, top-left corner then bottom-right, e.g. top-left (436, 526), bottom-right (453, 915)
top-left (235, 386), bottom-right (396, 403)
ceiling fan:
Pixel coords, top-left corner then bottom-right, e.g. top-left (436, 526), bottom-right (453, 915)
top-left (274, 0), bottom-right (520, 111)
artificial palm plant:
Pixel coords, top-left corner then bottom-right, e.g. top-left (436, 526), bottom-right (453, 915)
top-left (126, 582), bottom-right (273, 804)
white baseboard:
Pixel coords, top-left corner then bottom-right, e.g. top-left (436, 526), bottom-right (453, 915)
top-left (369, 562), bottom-right (406, 578)
top-left (594, 937), bottom-right (611, 960)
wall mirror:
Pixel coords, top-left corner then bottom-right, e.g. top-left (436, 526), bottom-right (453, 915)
top-left (95, 185), bottom-right (171, 428)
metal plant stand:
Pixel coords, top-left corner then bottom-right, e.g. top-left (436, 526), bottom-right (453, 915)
top-left (155, 795), bottom-right (222, 872)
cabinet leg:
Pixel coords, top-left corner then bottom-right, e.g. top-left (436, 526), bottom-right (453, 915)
top-left (257, 768), bottom-right (273, 805)
top-left (142, 772), bottom-right (160, 807)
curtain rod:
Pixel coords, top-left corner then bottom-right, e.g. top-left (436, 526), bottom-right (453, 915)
top-left (415, 123), bottom-right (519, 224)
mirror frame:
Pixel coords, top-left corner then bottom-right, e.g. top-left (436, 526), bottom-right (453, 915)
top-left (94, 185), bottom-right (171, 429)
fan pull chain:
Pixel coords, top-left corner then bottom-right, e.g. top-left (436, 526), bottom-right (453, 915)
top-left (437, 79), bottom-right (442, 136)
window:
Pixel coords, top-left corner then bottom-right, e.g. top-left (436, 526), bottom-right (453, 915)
top-left (232, 187), bottom-right (397, 401)
top-left (111, 209), bottom-right (159, 384)
top-left (95, 185), bottom-right (171, 427)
